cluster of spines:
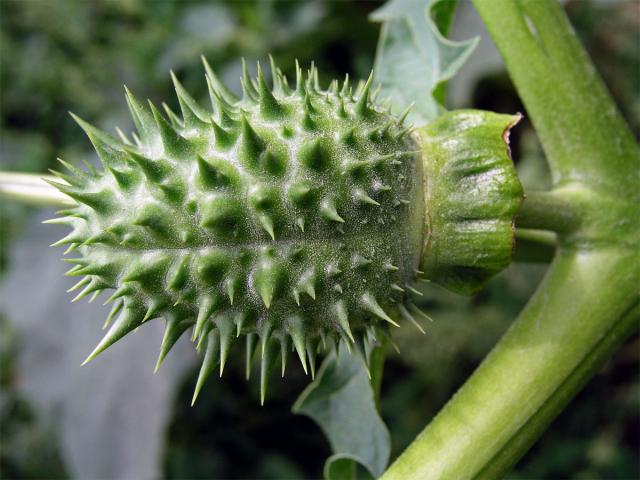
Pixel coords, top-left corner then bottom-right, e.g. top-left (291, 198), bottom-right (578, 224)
top-left (55, 249), bottom-right (429, 404)
top-left (47, 56), bottom-right (427, 404)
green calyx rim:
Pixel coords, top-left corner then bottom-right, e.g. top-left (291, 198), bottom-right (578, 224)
top-left (417, 109), bottom-right (524, 295)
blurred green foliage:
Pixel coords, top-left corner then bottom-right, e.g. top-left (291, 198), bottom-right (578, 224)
top-left (166, 360), bottom-right (330, 479)
top-left (0, 0), bottom-right (637, 479)
top-left (0, 316), bottom-right (68, 479)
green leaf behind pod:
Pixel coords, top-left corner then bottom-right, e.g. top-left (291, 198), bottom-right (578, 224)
top-left (292, 347), bottom-right (390, 480)
top-left (370, 0), bottom-right (478, 126)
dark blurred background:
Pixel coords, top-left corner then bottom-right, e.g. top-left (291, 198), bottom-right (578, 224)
top-left (0, 1), bottom-right (638, 479)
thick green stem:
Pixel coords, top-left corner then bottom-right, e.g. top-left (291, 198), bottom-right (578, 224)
top-left (0, 171), bottom-right (72, 207)
top-left (384, 0), bottom-right (639, 478)
top-left (383, 249), bottom-right (639, 480)
top-left (476, 299), bottom-right (639, 479)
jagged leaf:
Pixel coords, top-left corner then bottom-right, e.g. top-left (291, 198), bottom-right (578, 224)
top-left (371, 0), bottom-right (478, 126)
top-left (292, 348), bottom-right (390, 480)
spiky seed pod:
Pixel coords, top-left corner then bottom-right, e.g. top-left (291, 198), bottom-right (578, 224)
top-left (48, 57), bottom-right (522, 403)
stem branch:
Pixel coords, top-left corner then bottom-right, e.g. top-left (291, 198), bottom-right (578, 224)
top-left (472, 0), bottom-right (638, 190)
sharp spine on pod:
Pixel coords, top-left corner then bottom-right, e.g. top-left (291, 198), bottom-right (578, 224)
top-left (192, 330), bottom-right (219, 405)
top-left (257, 62), bottom-right (283, 119)
top-left (320, 198), bottom-right (344, 223)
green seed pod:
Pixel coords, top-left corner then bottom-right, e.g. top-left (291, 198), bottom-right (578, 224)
top-left (48, 57), bottom-right (522, 403)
